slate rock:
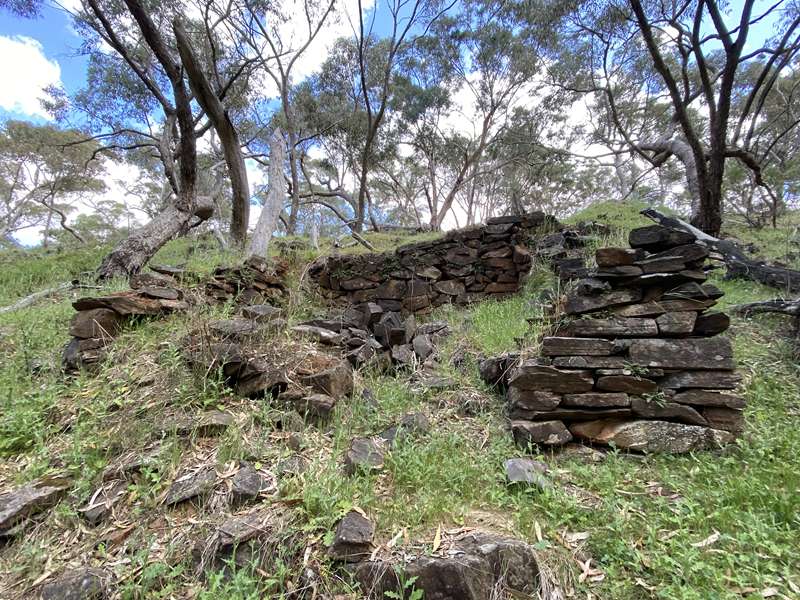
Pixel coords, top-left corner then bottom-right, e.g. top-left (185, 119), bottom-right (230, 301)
top-left (595, 247), bottom-right (641, 267)
top-left (275, 454), bottom-right (308, 478)
top-left (241, 304), bottom-right (283, 322)
top-left (508, 363), bottom-right (593, 393)
top-left (328, 510), bottom-right (374, 562)
top-left (69, 308), bottom-right (121, 340)
top-left (343, 438), bottom-right (386, 476)
top-left (570, 419), bottom-right (732, 453)
top-left (0, 476), bottom-right (70, 536)
top-left (512, 420), bottom-right (572, 447)
top-left (596, 375), bottom-right (657, 394)
top-left (217, 510), bottom-right (271, 547)
top-left (656, 311), bottom-right (697, 335)
top-left (164, 466), bottom-right (217, 506)
top-left (702, 407), bottom-right (745, 434)
top-left (540, 336), bottom-right (617, 356)
top-left (565, 289), bottom-right (642, 315)
top-left (563, 317), bottom-right (658, 338)
top-left (412, 334), bottom-right (435, 360)
top-left (693, 312), bottom-right (730, 336)
top-left (477, 354), bottom-right (518, 387)
top-left (80, 480), bottom-right (127, 524)
top-left (612, 298), bottom-right (716, 317)
top-left (507, 388), bottom-right (562, 411)
top-left (130, 271), bottom-right (176, 289)
top-left (628, 225), bottom-right (695, 250)
top-left (630, 398), bottom-right (707, 426)
top-left (628, 337), bottom-right (734, 370)
top-left (291, 324), bottom-right (342, 345)
top-left (672, 390), bottom-right (746, 409)
top-left (504, 458), bottom-right (552, 490)
top-left (354, 530), bottom-right (539, 599)
top-left (552, 355), bottom-right (628, 369)
top-left (294, 393), bottom-right (337, 422)
top-left (231, 463), bottom-right (269, 503)
top-left (658, 370), bottom-right (741, 389)
top-left (562, 392), bottom-right (630, 408)
top-left (300, 359), bottom-right (354, 398)
top-left (139, 286), bottom-right (181, 300)
top-left (41, 568), bottom-right (108, 600)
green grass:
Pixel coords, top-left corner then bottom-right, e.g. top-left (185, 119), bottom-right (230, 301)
top-left (1, 205), bottom-right (800, 598)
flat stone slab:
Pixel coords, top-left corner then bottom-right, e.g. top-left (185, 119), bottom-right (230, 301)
top-left (628, 338), bottom-right (734, 370)
top-left (343, 437), bottom-right (386, 476)
top-left (329, 510), bottom-right (374, 562)
top-left (217, 509), bottom-right (272, 547)
top-left (563, 317), bottom-right (658, 338)
top-left (504, 458), bottom-right (551, 490)
top-left (569, 419), bottom-right (732, 453)
top-left (595, 375), bottom-right (657, 394)
top-left (562, 392), bottom-right (630, 408)
top-left (512, 420), bottom-right (572, 446)
top-left (507, 388), bottom-right (562, 411)
top-left (672, 390), bottom-right (746, 409)
top-left (164, 466), bottom-right (217, 506)
top-left (0, 476), bottom-right (70, 536)
top-left (630, 398), bottom-right (707, 426)
top-left (508, 363), bottom-right (593, 393)
top-left (658, 370), bottom-right (741, 390)
top-left (300, 359), bottom-right (354, 398)
top-left (540, 337), bottom-right (617, 356)
top-left (565, 289), bottom-right (642, 315)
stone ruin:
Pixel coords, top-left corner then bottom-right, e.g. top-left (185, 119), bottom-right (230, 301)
top-left (63, 258), bottom-right (287, 372)
top-left (310, 212), bottom-right (558, 313)
top-left (482, 224), bottom-right (744, 453)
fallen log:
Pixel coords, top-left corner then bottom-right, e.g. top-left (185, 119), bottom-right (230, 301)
top-left (0, 281), bottom-right (102, 315)
top-left (641, 208), bottom-right (800, 293)
top-left (732, 298), bottom-right (800, 317)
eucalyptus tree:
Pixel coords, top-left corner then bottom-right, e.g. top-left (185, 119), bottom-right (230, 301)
top-left (0, 120), bottom-right (106, 247)
top-left (542, 0), bottom-right (800, 235)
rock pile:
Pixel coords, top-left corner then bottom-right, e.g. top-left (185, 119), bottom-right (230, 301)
top-left (63, 283), bottom-right (189, 372)
top-left (310, 212), bottom-right (558, 313)
top-left (205, 256), bottom-right (288, 305)
top-left (291, 302), bottom-right (451, 369)
top-left (489, 224), bottom-right (744, 453)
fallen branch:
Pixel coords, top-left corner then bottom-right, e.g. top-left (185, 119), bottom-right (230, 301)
top-left (732, 298), bottom-right (800, 317)
top-left (0, 281), bottom-right (101, 315)
top-left (641, 208), bottom-right (800, 293)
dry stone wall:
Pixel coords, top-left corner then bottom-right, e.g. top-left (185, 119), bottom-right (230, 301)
top-left (310, 212), bottom-right (559, 313)
top-left (483, 224), bottom-right (745, 454)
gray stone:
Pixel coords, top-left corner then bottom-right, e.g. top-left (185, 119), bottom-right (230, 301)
top-left (507, 388), bottom-right (561, 411)
top-left (231, 463), bottom-right (269, 502)
top-left (412, 334), bottom-right (435, 360)
top-left (329, 511), bottom-right (374, 562)
top-left (595, 247), bottom-right (641, 266)
top-left (693, 312), bottom-right (730, 336)
top-left (354, 530), bottom-right (539, 599)
top-left (628, 338), bottom-right (734, 370)
top-left (508, 363), bottom-right (593, 393)
top-left (291, 324), bottom-right (342, 345)
top-left (569, 419), bottom-right (732, 453)
top-left (512, 420), bottom-right (572, 447)
top-left (300, 359), bottom-right (354, 398)
top-left (343, 438), bottom-right (386, 476)
top-left (552, 355), bottom-right (628, 369)
top-left (217, 510), bottom-right (271, 547)
top-left (294, 393), bottom-right (337, 422)
top-left (0, 476), bottom-right (70, 535)
top-left (164, 466), bottom-right (217, 506)
top-left (628, 225), bottom-right (695, 250)
top-left (656, 311), bottom-right (697, 335)
top-left (241, 304), bottom-right (283, 322)
top-left (702, 407), bottom-right (745, 434)
top-left (659, 370), bottom-right (741, 389)
top-left (434, 280), bottom-right (466, 296)
top-left (41, 568), bottom-right (108, 600)
top-left (595, 375), bottom-right (657, 394)
top-left (69, 308), bottom-right (121, 340)
top-left (630, 398), bottom-right (707, 426)
top-left (565, 289), bottom-right (642, 315)
top-left (504, 458), bottom-right (551, 490)
top-left (540, 336), bottom-right (617, 356)
top-left (564, 317), bottom-right (658, 338)
top-left (672, 390), bottom-right (746, 409)
top-left (562, 392), bottom-right (630, 408)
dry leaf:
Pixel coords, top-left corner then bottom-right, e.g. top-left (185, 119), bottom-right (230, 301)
top-left (691, 531), bottom-right (720, 548)
top-left (534, 521), bottom-right (543, 543)
top-left (761, 588), bottom-right (779, 598)
top-left (432, 525), bottom-right (442, 552)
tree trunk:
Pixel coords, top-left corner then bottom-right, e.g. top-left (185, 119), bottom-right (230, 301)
top-left (287, 127), bottom-right (301, 235)
top-left (174, 19), bottom-right (249, 248)
top-left (96, 194), bottom-right (213, 279)
top-left (248, 130), bottom-right (285, 258)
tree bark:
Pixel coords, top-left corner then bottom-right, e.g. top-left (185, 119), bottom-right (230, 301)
top-left (96, 195), bottom-right (213, 279)
top-left (248, 130), bottom-right (285, 258)
top-left (173, 19), bottom-right (250, 248)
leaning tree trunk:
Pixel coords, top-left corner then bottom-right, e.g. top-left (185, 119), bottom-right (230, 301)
top-left (248, 130), bottom-right (285, 258)
top-left (96, 194), bottom-right (213, 279)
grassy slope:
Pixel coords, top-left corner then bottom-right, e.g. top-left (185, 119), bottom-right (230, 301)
top-left (0, 206), bottom-right (798, 599)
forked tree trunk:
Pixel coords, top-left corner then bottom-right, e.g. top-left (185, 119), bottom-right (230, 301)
top-left (96, 194), bottom-right (213, 279)
top-left (248, 130), bottom-right (285, 258)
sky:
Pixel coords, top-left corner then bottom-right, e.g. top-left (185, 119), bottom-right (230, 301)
top-left (0, 0), bottom-right (787, 244)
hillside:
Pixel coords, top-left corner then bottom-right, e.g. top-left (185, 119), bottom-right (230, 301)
top-left (1, 202), bottom-right (799, 599)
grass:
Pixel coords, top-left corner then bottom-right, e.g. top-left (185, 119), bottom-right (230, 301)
top-left (1, 205), bottom-right (799, 598)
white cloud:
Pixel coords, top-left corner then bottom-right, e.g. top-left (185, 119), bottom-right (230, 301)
top-left (0, 35), bottom-right (62, 120)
